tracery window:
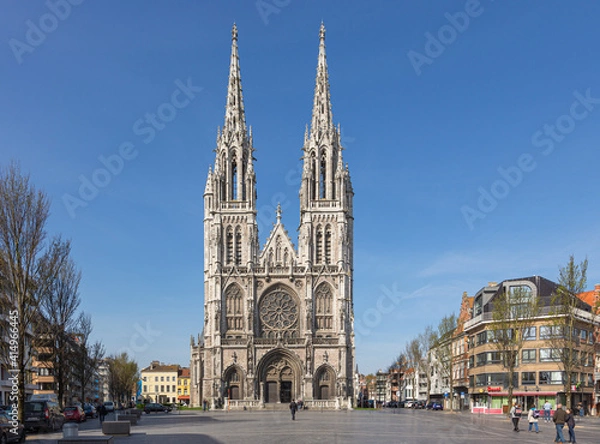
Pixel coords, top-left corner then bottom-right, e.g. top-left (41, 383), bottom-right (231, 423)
top-left (226, 228), bottom-right (234, 264)
top-left (235, 227), bottom-right (242, 265)
top-left (324, 226), bottom-right (332, 264)
top-left (225, 285), bottom-right (243, 331)
top-left (320, 155), bottom-right (326, 199)
top-left (315, 284), bottom-right (333, 330)
top-left (231, 156), bottom-right (238, 200)
top-left (259, 287), bottom-right (299, 338)
top-left (316, 228), bottom-right (323, 264)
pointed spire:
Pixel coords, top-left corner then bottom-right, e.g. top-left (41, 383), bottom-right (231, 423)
top-left (276, 203), bottom-right (282, 224)
top-left (310, 22), bottom-right (334, 138)
top-left (224, 23), bottom-right (247, 135)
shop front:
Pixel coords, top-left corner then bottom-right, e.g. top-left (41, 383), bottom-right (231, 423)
top-left (471, 386), bottom-right (559, 414)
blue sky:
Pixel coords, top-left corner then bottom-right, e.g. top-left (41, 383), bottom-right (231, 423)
top-left (1, 0), bottom-right (599, 376)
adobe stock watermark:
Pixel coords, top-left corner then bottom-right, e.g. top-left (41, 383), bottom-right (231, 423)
top-left (9, 0), bottom-right (85, 65)
top-left (255, 0), bottom-right (291, 25)
top-left (117, 321), bottom-right (162, 358)
top-left (407, 0), bottom-right (489, 76)
top-left (461, 88), bottom-right (600, 230)
top-left (354, 283), bottom-right (403, 338)
top-left (62, 77), bottom-right (203, 219)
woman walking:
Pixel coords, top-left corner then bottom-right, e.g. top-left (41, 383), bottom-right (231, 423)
top-left (565, 408), bottom-right (577, 443)
top-left (527, 406), bottom-right (539, 433)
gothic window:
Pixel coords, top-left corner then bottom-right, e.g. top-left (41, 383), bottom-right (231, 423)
top-left (241, 160), bottom-right (247, 201)
top-left (259, 286), bottom-right (299, 338)
top-left (231, 156), bottom-right (238, 200)
top-left (315, 284), bottom-right (333, 330)
top-left (310, 153), bottom-right (317, 200)
top-left (225, 285), bottom-right (243, 331)
top-left (221, 153), bottom-right (227, 200)
top-left (324, 226), bottom-right (332, 264)
top-left (283, 250), bottom-right (288, 267)
top-left (320, 154), bottom-right (327, 199)
top-left (226, 228), bottom-right (234, 264)
top-left (315, 228), bottom-right (323, 264)
top-left (235, 227), bottom-right (242, 265)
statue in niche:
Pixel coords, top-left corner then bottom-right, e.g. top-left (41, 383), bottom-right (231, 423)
top-left (233, 352), bottom-right (237, 363)
top-left (324, 351), bottom-right (328, 363)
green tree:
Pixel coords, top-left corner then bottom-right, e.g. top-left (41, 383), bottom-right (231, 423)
top-left (488, 284), bottom-right (540, 414)
top-left (0, 163), bottom-right (70, 422)
top-left (107, 353), bottom-right (139, 405)
top-left (549, 255), bottom-right (589, 409)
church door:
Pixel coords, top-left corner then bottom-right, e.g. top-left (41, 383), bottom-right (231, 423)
top-left (280, 381), bottom-right (292, 403)
top-left (266, 381), bottom-right (278, 403)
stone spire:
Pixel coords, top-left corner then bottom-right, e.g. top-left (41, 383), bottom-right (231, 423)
top-left (310, 22), bottom-right (334, 138)
top-left (223, 23), bottom-right (247, 136)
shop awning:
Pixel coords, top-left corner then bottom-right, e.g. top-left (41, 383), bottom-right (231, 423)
top-left (487, 392), bottom-right (557, 396)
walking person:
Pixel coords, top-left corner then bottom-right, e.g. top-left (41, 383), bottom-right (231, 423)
top-left (543, 400), bottom-right (553, 423)
top-left (98, 403), bottom-right (107, 424)
top-left (527, 406), bottom-right (539, 433)
top-left (565, 408), bottom-right (577, 443)
top-left (509, 402), bottom-right (522, 432)
top-left (553, 403), bottom-right (567, 443)
top-left (289, 399), bottom-right (297, 420)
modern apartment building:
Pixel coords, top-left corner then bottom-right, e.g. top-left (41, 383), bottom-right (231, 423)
top-left (464, 277), bottom-right (598, 414)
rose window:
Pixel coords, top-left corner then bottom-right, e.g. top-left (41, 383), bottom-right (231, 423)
top-left (259, 289), bottom-right (298, 337)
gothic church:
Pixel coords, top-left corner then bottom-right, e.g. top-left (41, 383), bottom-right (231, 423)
top-left (190, 24), bottom-right (354, 409)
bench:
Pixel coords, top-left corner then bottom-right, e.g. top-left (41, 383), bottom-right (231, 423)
top-left (58, 438), bottom-right (114, 444)
top-left (102, 421), bottom-right (131, 436)
top-left (115, 414), bottom-right (138, 425)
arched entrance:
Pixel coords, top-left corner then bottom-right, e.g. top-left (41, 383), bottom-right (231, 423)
top-left (257, 349), bottom-right (302, 404)
top-left (223, 365), bottom-right (244, 400)
top-left (314, 365), bottom-right (336, 399)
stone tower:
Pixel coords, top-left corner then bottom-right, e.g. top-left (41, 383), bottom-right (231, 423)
top-left (191, 23), bottom-right (354, 409)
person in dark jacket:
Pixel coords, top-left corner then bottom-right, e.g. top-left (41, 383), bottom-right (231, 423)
top-left (553, 403), bottom-right (567, 443)
top-left (289, 399), bottom-right (297, 420)
top-left (565, 408), bottom-right (576, 443)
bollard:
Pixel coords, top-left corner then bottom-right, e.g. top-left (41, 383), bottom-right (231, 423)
top-left (63, 422), bottom-right (78, 437)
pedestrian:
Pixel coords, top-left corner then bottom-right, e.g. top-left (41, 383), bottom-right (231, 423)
top-left (527, 406), bottom-right (539, 433)
top-left (565, 408), bottom-right (577, 443)
top-left (289, 399), bottom-right (297, 420)
top-left (98, 403), bottom-right (107, 423)
top-left (552, 402), bottom-right (567, 443)
top-left (543, 400), bottom-right (553, 423)
top-left (509, 402), bottom-right (522, 432)
top-left (576, 402), bottom-right (584, 420)
top-left (202, 399), bottom-right (207, 412)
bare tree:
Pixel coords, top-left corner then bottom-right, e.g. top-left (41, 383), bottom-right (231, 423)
top-left (549, 255), bottom-right (589, 409)
top-left (431, 314), bottom-right (457, 411)
top-left (488, 285), bottom-right (540, 414)
top-left (38, 252), bottom-right (81, 408)
top-left (0, 163), bottom-right (70, 422)
top-left (72, 313), bottom-right (105, 404)
top-left (418, 326), bottom-right (435, 403)
top-left (387, 353), bottom-right (406, 402)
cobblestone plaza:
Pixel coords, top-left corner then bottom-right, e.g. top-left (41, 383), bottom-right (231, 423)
top-left (27, 409), bottom-right (600, 443)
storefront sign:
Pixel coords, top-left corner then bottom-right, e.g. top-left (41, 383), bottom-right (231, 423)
top-left (487, 386), bottom-right (501, 392)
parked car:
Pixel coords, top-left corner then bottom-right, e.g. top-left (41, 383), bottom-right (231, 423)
top-left (83, 403), bottom-right (97, 418)
top-left (0, 410), bottom-right (26, 443)
top-left (63, 406), bottom-right (86, 423)
top-left (431, 402), bottom-right (444, 411)
top-left (413, 400), bottom-right (426, 409)
top-left (144, 403), bottom-right (172, 414)
top-left (103, 401), bottom-right (115, 413)
top-left (23, 400), bottom-right (65, 432)
top-left (404, 400), bottom-right (417, 408)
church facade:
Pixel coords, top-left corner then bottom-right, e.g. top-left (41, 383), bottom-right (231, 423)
top-left (190, 24), bottom-right (355, 409)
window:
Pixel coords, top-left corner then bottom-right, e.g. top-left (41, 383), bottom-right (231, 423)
top-left (539, 371), bottom-right (564, 385)
top-left (314, 284), bottom-right (333, 330)
top-left (142, 376), bottom-right (147, 382)
top-left (581, 329), bottom-right (587, 341)
top-left (468, 356), bottom-right (474, 369)
top-left (508, 285), bottom-right (533, 318)
top-left (226, 228), bottom-right (234, 264)
top-left (166, 385), bottom-right (170, 392)
top-left (172, 385), bottom-right (176, 392)
top-left (161, 376), bottom-right (164, 382)
top-left (143, 385), bottom-right (147, 393)
top-left (316, 229), bottom-right (323, 263)
top-left (474, 296), bottom-right (482, 317)
top-left (324, 228), bottom-right (332, 264)
top-left (540, 325), bottom-right (563, 339)
top-left (522, 349), bottom-right (536, 363)
top-left (521, 372), bottom-right (536, 385)
top-left (539, 348), bottom-right (561, 362)
top-left (225, 285), bottom-right (243, 331)
top-left (155, 385), bottom-right (158, 392)
top-left (161, 385), bottom-right (164, 392)
top-left (522, 326), bottom-right (536, 341)
top-left (319, 156), bottom-right (326, 199)
top-left (155, 377), bottom-right (158, 382)
top-left (476, 331), bottom-right (487, 346)
top-left (235, 229), bottom-right (242, 265)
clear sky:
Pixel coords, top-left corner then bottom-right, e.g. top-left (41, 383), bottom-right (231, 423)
top-left (2, 0), bottom-right (599, 376)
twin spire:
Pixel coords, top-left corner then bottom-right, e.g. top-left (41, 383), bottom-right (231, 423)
top-left (222, 22), bottom-right (335, 142)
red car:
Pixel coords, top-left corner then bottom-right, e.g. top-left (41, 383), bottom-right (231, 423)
top-left (63, 406), bottom-right (86, 423)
